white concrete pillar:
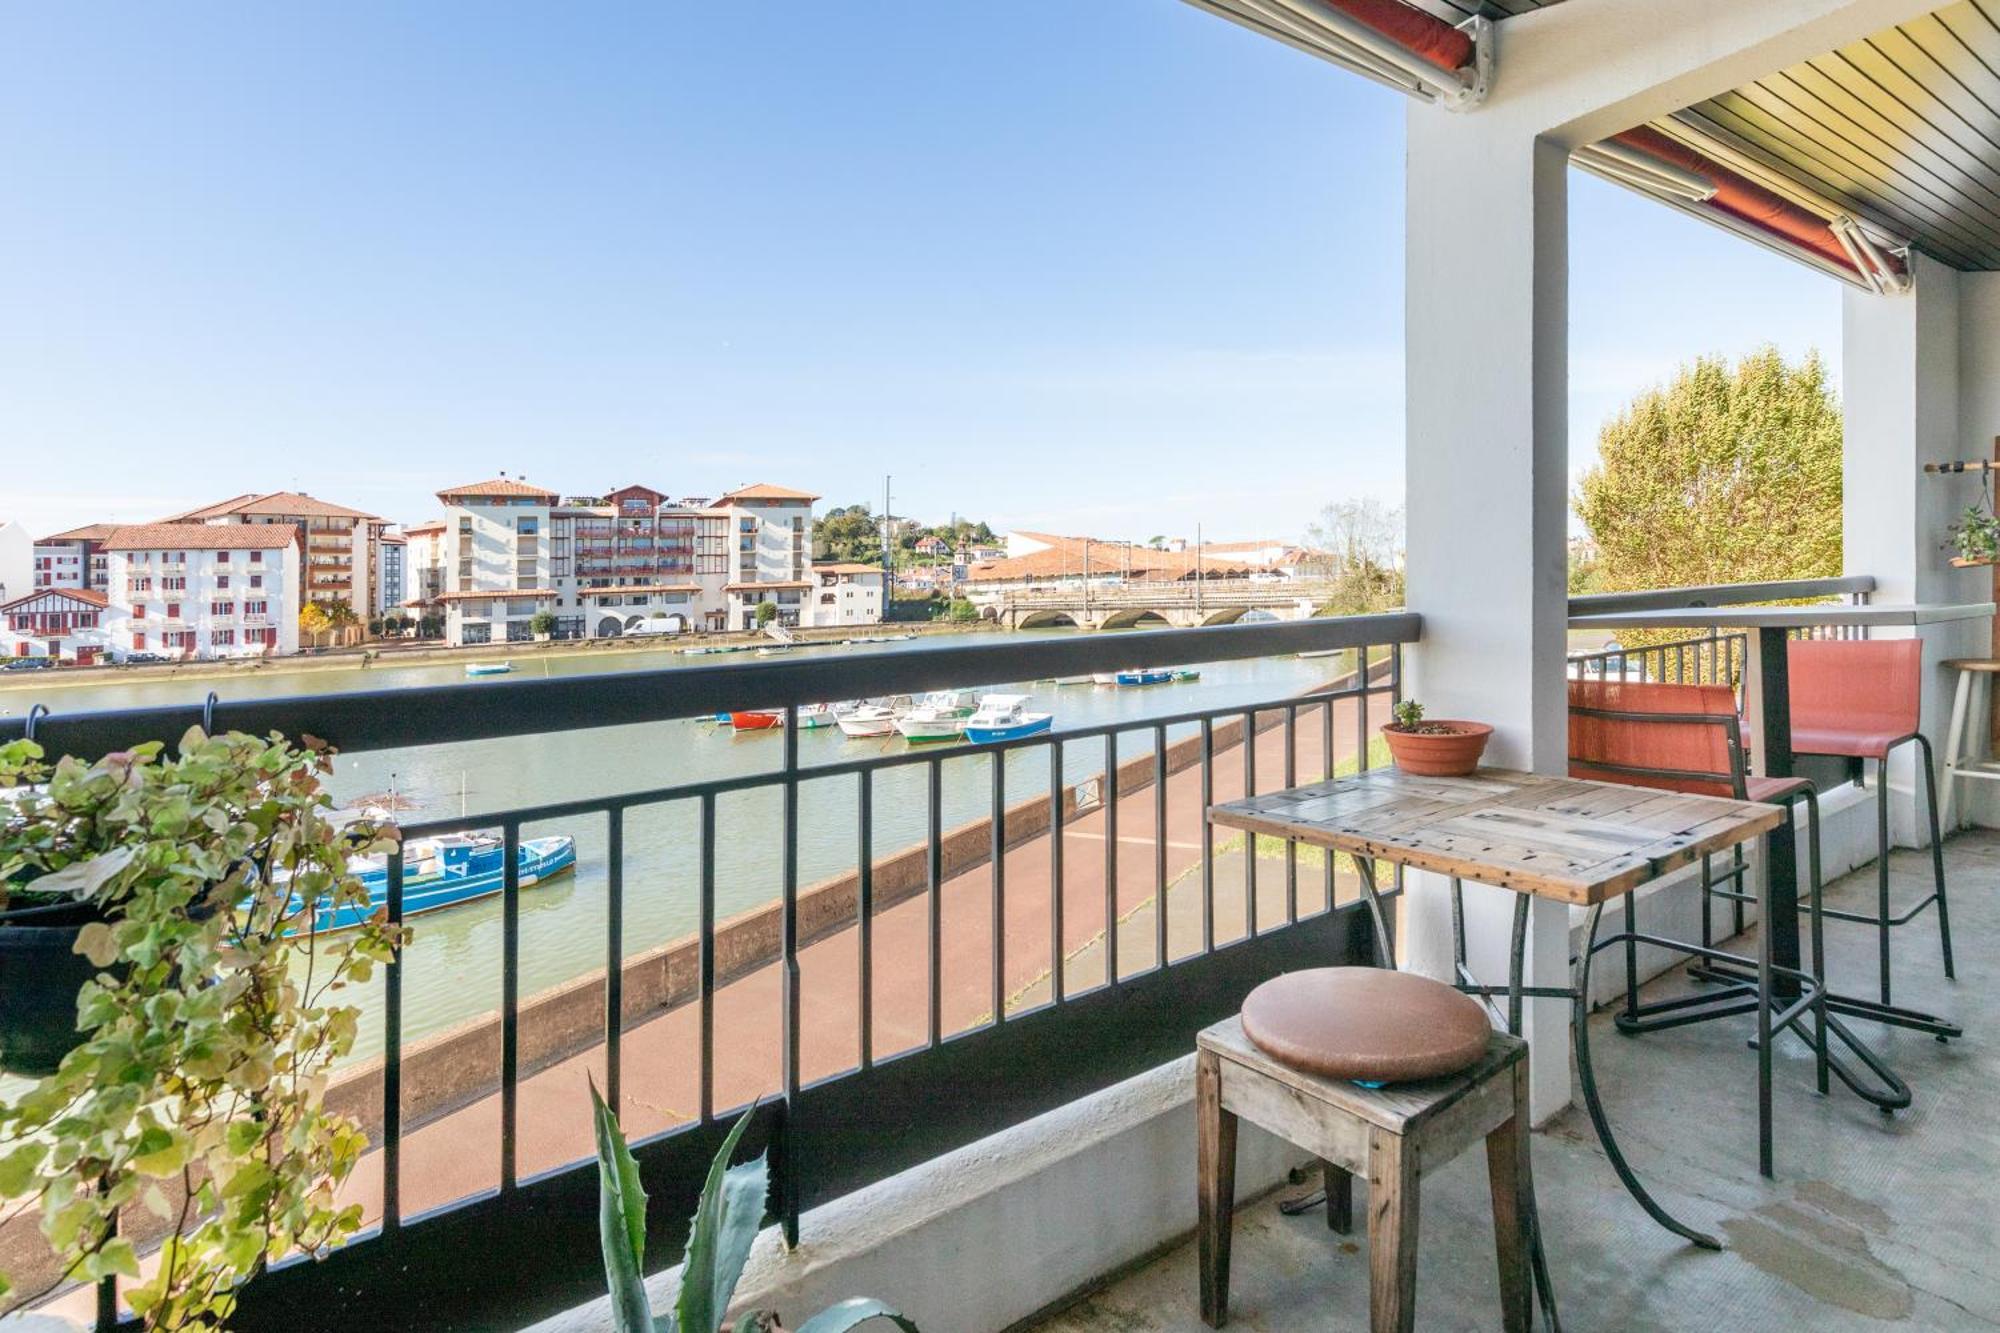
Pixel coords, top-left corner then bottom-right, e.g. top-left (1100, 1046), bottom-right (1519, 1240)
top-left (1843, 253), bottom-right (1989, 838)
top-left (1404, 112), bottom-right (1573, 1122)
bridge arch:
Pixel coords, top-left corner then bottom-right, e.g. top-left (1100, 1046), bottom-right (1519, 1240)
top-left (1199, 606), bottom-right (1281, 627)
top-left (1018, 610), bottom-right (1080, 630)
top-left (1099, 609), bottom-right (1172, 631)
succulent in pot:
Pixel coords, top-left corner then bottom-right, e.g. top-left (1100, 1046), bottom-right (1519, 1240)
top-left (0, 730), bottom-right (405, 1328)
top-left (1382, 700), bottom-right (1492, 777)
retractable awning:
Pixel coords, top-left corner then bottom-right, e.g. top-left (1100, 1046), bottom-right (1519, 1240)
top-left (1184, 0), bottom-right (1490, 109)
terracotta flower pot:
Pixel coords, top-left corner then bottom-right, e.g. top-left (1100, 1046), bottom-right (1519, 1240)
top-left (1382, 721), bottom-right (1493, 777)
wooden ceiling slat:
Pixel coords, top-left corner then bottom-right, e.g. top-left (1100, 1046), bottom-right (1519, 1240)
top-left (1776, 57), bottom-right (2000, 219)
top-left (1682, 98), bottom-right (1996, 265)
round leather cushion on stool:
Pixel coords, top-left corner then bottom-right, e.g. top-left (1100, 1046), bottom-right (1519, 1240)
top-left (1240, 967), bottom-right (1491, 1083)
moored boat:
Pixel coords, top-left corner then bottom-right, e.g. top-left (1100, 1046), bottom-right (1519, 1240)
top-left (895, 692), bottom-right (975, 744)
top-left (1115, 668), bottom-right (1174, 687)
top-left (964, 694), bottom-right (1053, 744)
top-left (837, 703), bottom-right (901, 738)
top-left (465, 662), bottom-right (513, 677)
top-left (729, 710), bottom-right (784, 731)
top-left (281, 833), bottom-right (577, 935)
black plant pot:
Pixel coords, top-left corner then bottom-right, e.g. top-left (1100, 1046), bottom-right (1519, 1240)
top-left (0, 896), bottom-right (110, 1077)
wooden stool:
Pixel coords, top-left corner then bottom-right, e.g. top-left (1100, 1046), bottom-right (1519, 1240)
top-left (1197, 1016), bottom-right (1536, 1333)
top-left (1941, 658), bottom-right (2000, 831)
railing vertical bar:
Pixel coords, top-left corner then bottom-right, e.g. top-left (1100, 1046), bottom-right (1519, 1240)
top-left (927, 756), bottom-right (943, 1046)
top-left (991, 753), bottom-right (1006, 1024)
top-left (1153, 722), bottom-right (1168, 970)
top-left (605, 808), bottom-right (623, 1117)
top-left (1200, 717), bottom-right (1214, 954)
top-left (382, 845), bottom-right (405, 1231)
top-left (500, 820), bottom-right (520, 1191)
top-left (1049, 738), bottom-right (1066, 1003)
top-left (1241, 709), bottom-right (1256, 935)
top-left (1103, 731), bottom-right (1119, 985)
top-left (1323, 693), bottom-right (1337, 911)
top-left (1284, 703), bottom-right (1298, 924)
top-left (95, 1222), bottom-right (116, 1333)
top-left (858, 770), bottom-right (874, 1067)
top-left (780, 706), bottom-right (801, 1247)
top-left (699, 793), bottom-right (716, 1125)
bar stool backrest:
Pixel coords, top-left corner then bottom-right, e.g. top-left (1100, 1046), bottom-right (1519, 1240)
top-left (1787, 637), bottom-right (1921, 742)
top-left (1568, 678), bottom-right (1746, 799)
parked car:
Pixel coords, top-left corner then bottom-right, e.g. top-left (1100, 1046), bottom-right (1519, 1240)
top-left (2, 658), bottom-right (55, 671)
top-left (122, 652), bottom-right (169, 665)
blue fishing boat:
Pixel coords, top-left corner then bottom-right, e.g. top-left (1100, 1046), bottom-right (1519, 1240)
top-left (1114, 668), bottom-right (1174, 687)
top-left (465, 662), bottom-right (513, 677)
top-left (964, 694), bottom-right (1054, 745)
top-left (281, 832), bottom-right (577, 934)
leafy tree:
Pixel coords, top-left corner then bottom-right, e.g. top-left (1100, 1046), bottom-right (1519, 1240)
top-left (815, 503), bottom-right (885, 564)
top-left (297, 602), bottom-right (332, 645)
top-left (1574, 347), bottom-right (1841, 611)
top-left (754, 600), bottom-right (778, 626)
top-left (529, 610), bottom-right (557, 636)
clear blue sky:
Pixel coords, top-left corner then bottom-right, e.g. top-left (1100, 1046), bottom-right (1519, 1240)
top-left (1, 1), bottom-right (1839, 545)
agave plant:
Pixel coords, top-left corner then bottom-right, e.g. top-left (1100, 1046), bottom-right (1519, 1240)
top-left (591, 1084), bottom-right (918, 1333)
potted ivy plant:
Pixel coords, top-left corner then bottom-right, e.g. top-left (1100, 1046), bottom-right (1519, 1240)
top-left (1382, 700), bottom-right (1492, 777)
top-left (0, 729), bottom-right (405, 1327)
top-left (592, 1084), bottom-right (917, 1333)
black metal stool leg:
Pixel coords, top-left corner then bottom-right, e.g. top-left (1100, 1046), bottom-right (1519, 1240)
top-left (1877, 756), bottom-right (1893, 1006)
top-left (1915, 733), bottom-right (1954, 983)
top-left (1699, 852), bottom-right (1713, 951)
top-left (1802, 786), bottom-right (1829, 1096)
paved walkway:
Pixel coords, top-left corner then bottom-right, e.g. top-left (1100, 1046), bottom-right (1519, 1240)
top-left (348, 693), bottom-right (1387, 1217)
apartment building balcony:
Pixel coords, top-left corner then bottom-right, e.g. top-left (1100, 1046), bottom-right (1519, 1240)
top-left (16, 3), bottom-right (2000, 1330)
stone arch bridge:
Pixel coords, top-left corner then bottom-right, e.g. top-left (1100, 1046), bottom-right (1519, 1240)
top-left (969, 580), bottom-right (1340, 630)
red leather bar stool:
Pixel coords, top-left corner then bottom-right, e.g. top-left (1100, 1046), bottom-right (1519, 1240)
top-left (1784, 639), bottom-right (1952, 1006)
top-left (1568, 678), bottom-right (1829, 1175)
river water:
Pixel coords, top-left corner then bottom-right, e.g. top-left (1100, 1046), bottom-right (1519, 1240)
top-left (3, 633), bottom-right (1356, 1061)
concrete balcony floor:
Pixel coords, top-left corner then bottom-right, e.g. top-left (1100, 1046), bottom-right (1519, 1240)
top-left (1031, 831), bottom-right (2000, 1332)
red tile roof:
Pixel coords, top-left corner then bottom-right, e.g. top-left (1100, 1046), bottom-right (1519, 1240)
top-left (436, 478), bottom-right (559, 502)
top-left (401, 520), bottom-right (447, 535)
top-left (38, 523), bottom-right (120, 543)
top-left (724, 581), bottom-right (811, 591)
top-left (717, 483), bottom-right (819, 503)
top-left (962, 534), bottom-right (1269, 584)
top-left (164, 490), bottom-right (381, 522)
top-left (102, 524), bottom-right (301, 552)
top-left (0, 586), bottom-right (108, 612)
top-left (814, 562), bottom-right (885, 575)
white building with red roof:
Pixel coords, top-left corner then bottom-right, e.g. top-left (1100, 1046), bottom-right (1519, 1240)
top-left (164, 490), bottom-right (385, 629)
top-left (429, 476), bottom-right (837, 645)
top-left (101, 524), bottom-right (300, 660)
top-left (2, 586), bottom-right (110, 662)
top-left (33, 522), bottom-right (119, 593)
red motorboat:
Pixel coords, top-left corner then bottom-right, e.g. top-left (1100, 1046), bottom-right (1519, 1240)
top-left (729, 710), bottom-right (784, 731)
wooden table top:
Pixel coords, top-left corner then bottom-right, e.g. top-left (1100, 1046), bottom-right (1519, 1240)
top-left (1208, 767), bottom-right (1784, 905)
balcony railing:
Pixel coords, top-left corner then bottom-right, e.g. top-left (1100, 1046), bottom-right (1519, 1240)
top-left (4, 612), bottom-right (1416, 1332)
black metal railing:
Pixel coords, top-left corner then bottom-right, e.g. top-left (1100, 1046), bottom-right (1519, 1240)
top-left (1567, 574), bottom-right (1875, 617)
top-left (4, 613), bottom-right (1417, 1332)
top-left (1565, 577), bottom-right (1876, 695)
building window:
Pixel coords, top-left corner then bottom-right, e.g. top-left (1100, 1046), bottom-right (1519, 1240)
top-left (462, 622), bottom-right (492, 645)
top-left (245, 600), bottom-right (267, 615)
top-left (517, 517), bottom-right (539, 535)
top-left (250, 574), bottom-right (263, 589)
top-left (165, 603), bottom-right (181, 620)
top-left (250, 551), bottom-right (263, 564)
top-left (213, 602), bottom-right (235, 616)
top-left (215, 551), bottom-right (230, 564)
top-left (216, 574), bottom-right (229, 589)
top-left (213, 629), bottom-right (235, 646)
top-left (505, 621), bottom-right (533, 642)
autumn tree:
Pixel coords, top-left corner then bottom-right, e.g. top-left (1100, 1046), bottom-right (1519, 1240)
top-left (1573, 347), bottom-right (1842, 597)
top-left (298, 601), bottom-right (332, 646)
